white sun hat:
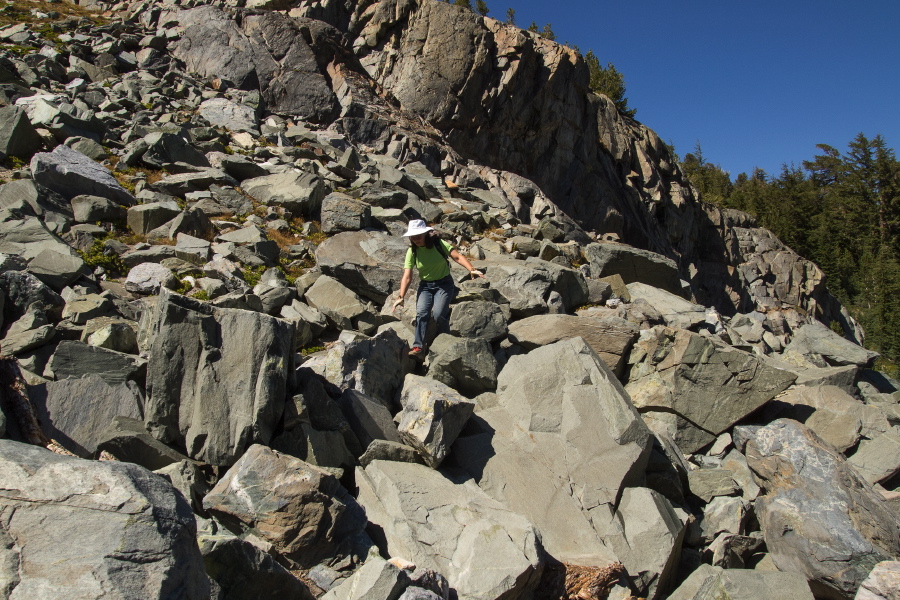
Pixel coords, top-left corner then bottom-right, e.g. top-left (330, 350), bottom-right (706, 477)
top-left (402, 219), bottom-right (434, 237)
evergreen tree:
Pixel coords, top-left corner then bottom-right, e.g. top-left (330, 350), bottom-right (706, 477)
top-left (681, 133), bottom-right (900, 364)
top-left (527, 21), bottom-right (539, 33)
top-left (475, 0), bottom-right (489, 16)
top-left (454, 0), bottom-right (472, 9)
top-left (681, 142), bottom-right (732, 204)
top-left (584, 50), bottom-right (636, 117)
top-left (505, 7), bottom-right (515, 25)
top-left (540, 23), bottom-right (556, 40)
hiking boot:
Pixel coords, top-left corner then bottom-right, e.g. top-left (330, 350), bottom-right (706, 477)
top-left (408, 346), bottom-right (426, 360)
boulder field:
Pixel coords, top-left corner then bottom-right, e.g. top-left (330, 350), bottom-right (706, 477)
top-left (0, 1), bottom-right (898, 599)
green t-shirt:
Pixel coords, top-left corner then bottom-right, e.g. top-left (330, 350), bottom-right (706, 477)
top-left (404, 239), bottom-right (454, 281)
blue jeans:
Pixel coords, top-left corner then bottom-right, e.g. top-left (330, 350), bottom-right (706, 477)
top-left (414, 275), bottom-right (457, 349)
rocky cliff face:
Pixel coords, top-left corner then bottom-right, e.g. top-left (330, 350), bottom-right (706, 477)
top-left (164, 0), bottom-right (855, 336)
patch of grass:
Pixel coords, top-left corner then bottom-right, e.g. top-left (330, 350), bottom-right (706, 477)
top-left (300, 345), bottom-right (326, 355)
top-left (4, 156), bottom-right (26, 170)
top-left (279, 258), bottom-right (305, 285)
top-left (171, 279), bottom-right (193, 295)
top-left (241, 265), bottom-right (266, 287)
top-left (1, 44), bottom-right (35, 57)
top-left (874, 356), bottom-right (899, 379)
top-left (193, 290), bottom-right (209, 301)
top-left (116, 231), bottom-right (147, 245)
top-left (78, 238), bottom-right (126, 276)
top-left (267, 227), bottom-right (301, 250)
top-left (113, 172), bottom-right (136, 193)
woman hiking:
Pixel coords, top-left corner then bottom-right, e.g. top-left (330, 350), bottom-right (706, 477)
top-left (392, 219), bottom-right (484, 359)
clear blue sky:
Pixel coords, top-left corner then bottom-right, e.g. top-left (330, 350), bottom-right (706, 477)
top-left (494, 0), bottom-right (900, 180)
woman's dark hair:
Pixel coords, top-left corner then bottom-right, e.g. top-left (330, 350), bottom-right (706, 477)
top-left (409, 231), bottom-right (435, 250)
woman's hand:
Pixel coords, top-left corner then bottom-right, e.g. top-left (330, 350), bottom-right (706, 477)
top-left (469, 269), bottom-right (485, 279)
top-left (391, 296), bottom-right (405, 312)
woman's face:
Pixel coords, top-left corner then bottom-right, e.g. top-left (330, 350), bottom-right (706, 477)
top-left (411, 233), bottom-right (427, 246)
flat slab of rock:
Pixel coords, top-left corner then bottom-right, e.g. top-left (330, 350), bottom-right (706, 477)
top-left (626, 327), bottom-right (797, 453)
top-left (848, 432), bottom-right (900, 485)
top-left (356, 460), bottom-right (543, 600)
top-left (30, 144), bottom-right (135, 205)
top-left (585, 242), bottom-right (683, 296)
top-left (783, 321), bottom-right (880, 368)
top-left (47, 340), bottom-right (147, 387)
top-left (315, 230), bottom-right (411, 303)
top-left (241, 171), bottom-right (326, 216)
top-left (198, 97), bottom-right (260, 135)
top-left (28, 375), bottom-right (143, 457)
top-left (453, 337), bottom-right (652, 568)
top-left (0, 440), bottom-right (209, 599)
top-left (743, 419), bottom-right (900, 600)
top-left (507, 313), bottom-right (639, 378)
top-left (626, 282), bottom-right (709, 330)
top-left (668, 564), bottom-right (814, 600)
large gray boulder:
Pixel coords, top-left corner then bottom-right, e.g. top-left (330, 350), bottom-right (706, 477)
top-left (0, 270), bottom-right (65, 323)
top-left (199, 533), bottom-right (315, 600)
top-left (321, 557), bottom-right (410, 600)
top-left (337, 389), bottom-right (401, 450)
top-left (668, 564), bottom-right (814, 600)
top-left (356, 460), bottom-right (543, 600)
top-left (763, 385), bottom-right (880, 453)
top-left (593, 486), bottom-right (686, 600)
top-left (626, 282), bottom-right (709, 330)
top-left (198, 97), bottom-right (260, 135)
top-left (507, 313), bottom-right (639, 378)
top-left (784, 321), bottom-right (880, 368)
top-left (304, 274), bottom-right (373, 331)
top-left (0, 179), bottom-right (71, 222)
top-left (26, 248), bottom-right (88, 290)
top-left (321, 329), bottom-right (411, 412)
top-left (626, 327), bottom-right (797, 453)
top-left (848, 432), bottom-right (900, 486)
top-left (396, 374), bottom-right (475, 468)
top-left (425, 334), bottom-right (498, 397)
top-left (28, 375), bottom-right (143, 458)
top-left (743, 419), bottom-right (900, 600)
top-left (320, 192), bottom-right (371, 234)
top-left (203, 444), bottom-right (368, 569)
top-left (47, 341), bottom-right (147, 387)
top-left (315, 230), bottom-right (411, 304)
top-left (453, 337), bottom-right (652, 569)
top-left (449, 300), bottom-right (508, 342)
top-left (241, 170), bottom-right (327, 216)
top-left (30, 144), bottom-right (135, 206)
top-left (585, 242), bottom-right (683, 296)
top-left (0, 105), bottom-right (42, 159)
top-left (0, 440), bottom-right (209, 599)
top-left (172, 7), bottom-right (339, 120)
top-left (144, 290), bottom-right (295, 466)
top-left (141, 131), bottom-right (211, 170)
top-left (0, 215), bottom-right (75, 261)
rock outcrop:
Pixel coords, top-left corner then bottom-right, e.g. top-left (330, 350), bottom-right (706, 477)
top-left (0, 1), bottom-right (897, 599)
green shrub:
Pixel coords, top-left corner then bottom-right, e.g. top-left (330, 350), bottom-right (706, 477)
top-left (78, 238), bottom-right (126, 275)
